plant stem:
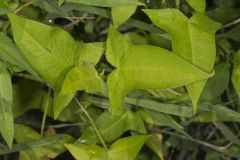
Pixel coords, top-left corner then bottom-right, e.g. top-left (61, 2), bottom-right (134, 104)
top-left (14, 0), bottom-right (36, 14)
top-left (64, 13), bottom-right (89, 29)
top-left (160, 130), bottom-right (231, 154)
top-left (40, 89), bottom-right (51, 137)
top-left (222, 17), bottom-right (240, 29)
top-left (74, 97), bottom-right (108, 151)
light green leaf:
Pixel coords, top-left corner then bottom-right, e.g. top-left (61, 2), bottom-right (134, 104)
top-left (8, 14), bottom-right (103, 118)
top-left (232, 51), bottom-right (240, 97)
top-left (0, 63), bottom-right (13, 148)
top-left (144, 9), bottom-right (221, 113)
top-left (79, 109), bottom-right (146, 143)
top-left (0, 0), bottom-right (18, 15)
top-left (108, 135), bottom-right (149, 160)
top-left (8, 13), bottom-right (76, 88)
top-left (66, 135), bottom-right (149, 160)
top-left (185, 0), bottom-right (206, 13)
top-left (78, 42), bottom-right (104, 65)
top-left (0, 32), bottom-right (39, 78)
top-left (112, 5), bottom-right (137, 28)
top-left (66, 0), bottom-right (143, 7)
top-left (106, 26), bottom-right (212, 113)
top-left (58, 0), bottom-right (65, 5)
top-left (14, 124), bottom-right (75, 160)
top-left (54, 62), bottom-right (105, 118)
top-left (60, 63), bottom-right (105, 95)
top-left (65, 144), bottom-right (107, 160)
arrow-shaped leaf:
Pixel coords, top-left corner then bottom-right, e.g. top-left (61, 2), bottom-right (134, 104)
top-left (106, 26), bottom-right (212, 113)
top-left (144, 8), bottom-right (221, 113)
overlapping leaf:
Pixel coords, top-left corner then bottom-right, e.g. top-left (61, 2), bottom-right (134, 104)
top-left (79, 109), bottom-right (146, 143)
top-left (106, 26), bottom-right (213, 113)
top-left (8, 14), bottom-right (104, 118)
top-left (144, 8), bottom-right (221, 113)
top-left (66, 135), bottom-right (149, 160)
top-left (0, 33), bottom-right (39, 78)
top-left (14, 124), bottom-right (74, 160)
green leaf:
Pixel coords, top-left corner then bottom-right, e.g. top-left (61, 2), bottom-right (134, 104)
top-left (60, 63), bottom-right (105, 95)
top-left (144, 9), bottom-right (221, 113)
top-left (54, 62), bottom-right (105, 118)
top-left (0, 0), bottom-right (18, 15)
top-left (194, 104), bottom-right (240, 123)
top-left (77, 42), bottom-right (104, 65)
top-left (0, 32), bottom-right (39, 78)
top-left (14, 124), bottom-right (75, 160)
top-left (12, 80), bottom-right (45, 117)
top-left (146, 134), bottom-right (164, 160)
top-left (108, 135), bottom-right (149, 160)
top-left (36, 0), bottom-right (67, 16)
top-left (66, 0), bottom-right (143, 7)
top-left (66, 144), bottom-right (107, 160)
top-left (138, 109), bottom-right (187, 135)
top-left (218, 25), bottom-right (240, 42)
top-left (8, 14), bottom-right (103, 118)
top-left (66, 135), bottom-right (149, 160)
top-left (232, 51), bottom-right (240, 97)
top-left (112, 5), bottom-right (137, 28)
top-left (106, 26), bottom-right (212, 113)
top-left (79, 109), bottom-right (146, 143)
top-left (8, 13), bottom-right (76, 88)
top-left (214, 122), bottom-right (240, 146)
top-left (185, 0), bottom-right (206, 13)
top-left (201, 63), bottom-right (230, 101)
top-left (0, 62), bottom-right (13, 148)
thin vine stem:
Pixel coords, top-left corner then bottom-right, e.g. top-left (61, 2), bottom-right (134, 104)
top-left (14, 0), bottom-right (37, 14)
top-left (74, 97), bottom-right (108, 151)
top-left (40, 89), bottom-right (51, 137)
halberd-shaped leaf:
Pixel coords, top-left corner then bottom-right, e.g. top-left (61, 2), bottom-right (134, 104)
top-left (144, 8), bottom-right (221, 113)
top-left (106, 26), bottom-right (212, 113)
top-left (79, 109), bottom-right (146, 143)
top-left (0, 62), bottom-right (13, 148)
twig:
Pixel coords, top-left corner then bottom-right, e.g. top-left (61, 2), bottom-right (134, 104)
top-left (166, 89), bottom-right (183, 96)
top-left (222, 17), bottom-right (240, 29)
top-left (64, 14), bottom-right (89, 29)
top-left (74, 97), bottom-right (108, 151)
top-left (160, 130), bottom-right (232, 155)
top-left (14, 0), bottom-right (36, 14)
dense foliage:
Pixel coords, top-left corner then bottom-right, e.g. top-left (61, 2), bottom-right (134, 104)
top-left (0, 0), bottom-right (240, 159)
